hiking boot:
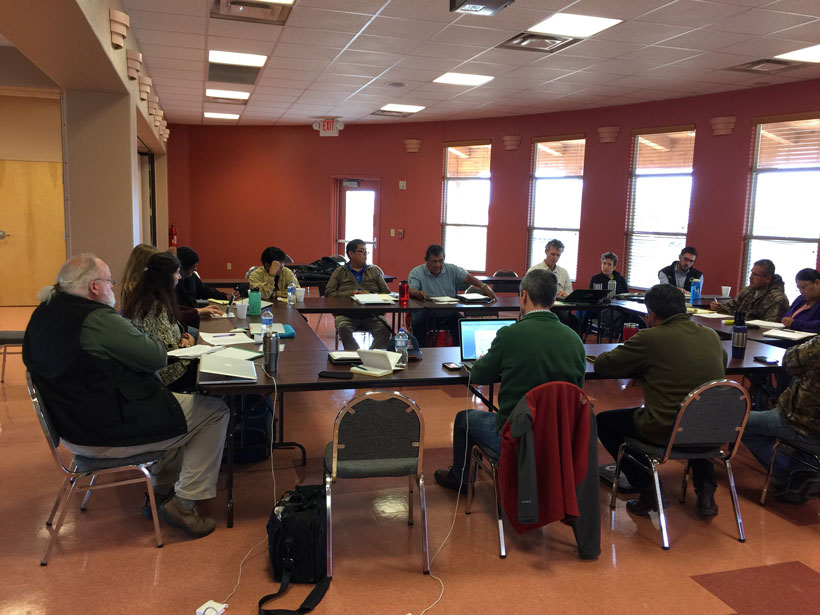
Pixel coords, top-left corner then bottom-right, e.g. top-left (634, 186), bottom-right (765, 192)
top-left (434, 468), bottom-right (468, 494)
top-left (695, 487), bottom-right (719, 517)
top-left (626, 489), bottom-right (659, 516)
top-left (142, 489), bottom-right (173, 519)
top-left (775, 470), bottom-right (820, 505)
top-left (157, 496), bottom-right (216, 538)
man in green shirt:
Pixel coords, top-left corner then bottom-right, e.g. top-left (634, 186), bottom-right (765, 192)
top-left (434, 268), bottom-right (586, 492)
top-left (595, 284), bottom-right (727, 517)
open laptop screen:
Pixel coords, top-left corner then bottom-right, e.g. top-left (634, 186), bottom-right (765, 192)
top-left (459, 318), bottom-right (517, 362)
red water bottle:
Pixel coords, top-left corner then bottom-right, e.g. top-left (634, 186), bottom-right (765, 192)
top-left (399, 280), bottom-right (409, 304)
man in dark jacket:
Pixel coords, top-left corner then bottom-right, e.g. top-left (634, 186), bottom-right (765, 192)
top-left (175, 246), bottom-right (228, 308)
top-left (710, 259), bottom-right (789, 322)
top-left (595, 284), bottom-right (727, 517)
top-left (24, 254), bottom-right (228, 538)
top-left (658, 246), bottom-right (703, 291)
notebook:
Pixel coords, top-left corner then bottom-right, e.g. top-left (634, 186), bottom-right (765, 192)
top-left (328, 350), bottom-right (362, 364)
top-left (352, 293), bottom-right (395, 304)
top-left (350, 349), bottom-right (403, 377)
top-left (459, 318), bottom-right (516, 369)
top-left (456, 292), bottom-right (491, 303)
top-left (198, 353), bottom-right (258, 384)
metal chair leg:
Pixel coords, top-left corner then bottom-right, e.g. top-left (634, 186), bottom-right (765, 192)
top-left (609, 444), bottom-right (626, 531)
top-left (407, 474), bottom-right (414, 526)
top-left (47, 476), bottom-right (73, 526)
top-left (418, 474), bottom-right (430, 574)
top-left (760, 440), bottom-right (783, 505)
top-left (724, 458), bottom-right (746, 542)
top-left (42, 478), bottom-right (80, 565)
top-left (80, 473), bottom-right (98, 510)
top-left (140, 466), bottom-right (163, 548)
top-left (652, 465), bottom-right (670, 550)
top-left (679, 461), bottom-right (690, 504)
top-left (1, 345), bottom-right (7, 382)
top-left (325, 474), bottom-right (333, 579)
top-left (490, 460), bottom-right (506, 558)
top-left (465, 446), bottom-right (479, 515)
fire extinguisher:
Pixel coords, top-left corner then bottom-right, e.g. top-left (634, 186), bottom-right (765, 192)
top-left (169, 224), bottom-right (178, 249)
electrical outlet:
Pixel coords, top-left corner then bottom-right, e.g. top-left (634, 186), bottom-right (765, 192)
top-left (398, 229), bottom-right (404, 239)
top-left (226, 262), bottom-right (231, 270)
top-left (399, 180), bottom-right (406, 190)
top-left (390, 228), bottom-right (395, 237)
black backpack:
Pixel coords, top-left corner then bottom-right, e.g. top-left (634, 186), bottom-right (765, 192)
top-left (259, 485), bottom-right (330, 615)
top-left (294, 257), bottom-right (341, 283)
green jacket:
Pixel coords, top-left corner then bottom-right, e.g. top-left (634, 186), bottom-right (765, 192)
top-left (594, 313), bottom-right (727, 443)
top-left (324, 264), bottom-right (389, 297)
top-left (778, 335), bottom-right (820, 438)
top-left (469, 310), bottom-right (586, 430)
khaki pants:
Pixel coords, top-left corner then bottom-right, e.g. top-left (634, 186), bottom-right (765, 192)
top-left (65, 393), bottom-right (229, 501)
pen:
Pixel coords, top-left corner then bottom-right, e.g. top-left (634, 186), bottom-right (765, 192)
top-left (213, 334), bottom-right (234, 337)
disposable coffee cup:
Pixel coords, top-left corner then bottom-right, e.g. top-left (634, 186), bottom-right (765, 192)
top-left (721, 286), bottom-right (731, 297)
top-left (295, 288), bottom-right (306, 301)
top-left (235, 302), bottom-right (248, 319)
top-left (593, 283), bottom-right (603, 290)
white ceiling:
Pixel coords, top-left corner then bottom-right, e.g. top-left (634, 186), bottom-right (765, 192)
top-left (120, 0), bottom-right (820, 125)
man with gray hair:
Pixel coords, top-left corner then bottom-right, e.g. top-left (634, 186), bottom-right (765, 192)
top-left (434, 268), bottom-right (586, 491)
top-left (526, 238), bottom-right (573, 298)
top-left (23, 254), bottom-right (229, 539)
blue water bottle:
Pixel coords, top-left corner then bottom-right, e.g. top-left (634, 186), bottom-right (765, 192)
top-left (690, 277), bottom-right (702, 305)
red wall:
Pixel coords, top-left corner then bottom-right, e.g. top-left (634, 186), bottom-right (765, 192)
top-left (168, 77), bottom-right (820, 293)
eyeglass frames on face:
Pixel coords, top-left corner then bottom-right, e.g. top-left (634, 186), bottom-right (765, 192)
top-left (92, 278), bottom-right (117, 286)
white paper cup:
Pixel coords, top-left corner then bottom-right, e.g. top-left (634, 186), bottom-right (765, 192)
top-left (235, 302), bottom-right (248, 319)
top-left (295, 288), bottom-right (306, 301)
top-left (721, 286), bottom-right (731, 297)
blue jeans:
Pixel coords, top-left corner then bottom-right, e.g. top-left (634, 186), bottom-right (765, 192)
top-left (742, 409), bottom-right (820, 480)
top-left (452, 410), bottom-right (500, 480)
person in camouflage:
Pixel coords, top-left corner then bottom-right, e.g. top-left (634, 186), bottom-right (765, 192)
top-left (742, 335), bottom-right (820, 503)
top-left (710, 259), bottom-right (789, 322)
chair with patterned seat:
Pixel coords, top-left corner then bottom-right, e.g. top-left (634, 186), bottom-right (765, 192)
top-left (1, 330), bottom-right (24, 382)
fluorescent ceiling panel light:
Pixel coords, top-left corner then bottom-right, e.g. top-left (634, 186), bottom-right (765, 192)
top-left (528, 13), bottom-right (621, 38)
top-left (208, 50), bottom-right (267, 67)
top-left (380, 103), bottom-right (425, 113)
top-left (204, 112), bottom-right (240, 119)
top-left (775, 44), bottom-right (820, 63)
top-left (206, 89), bottom-right (251, 100)
top-left (638, 136), bottom-right (668, 151)
top-left (434, 72), bottom-right (494, 86)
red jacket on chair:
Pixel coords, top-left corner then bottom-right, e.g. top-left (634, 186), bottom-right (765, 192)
top-left (498, 382), bottom-right (590, 533)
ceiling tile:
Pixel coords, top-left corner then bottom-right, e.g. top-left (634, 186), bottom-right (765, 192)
top-left (123, 0), bottom-right (205, 16)
top-left (772, 19), bottom-right (820, 42)
top-left (706, 9), bottom-right (814, 35)
top-left (296, 0), bottom-right (387, 13)
top-left (149, 68), bottom-right (203, 81)
top-left (455, 8), bottom-right (556, 31)
top-left (565, 0), bottom-right (679, 20)
top-left (450, 61), bottom-right (523, 76)
top-left (260, 68), bottom-right (321, 81)
top-left (471, 47), bottom-right (545, 66)
top-left (266, 56), bottom-right (330, 71)
top-left (618, 45), bottom-right (703, 64)
top-left (568, 38), bottom-right (645, 58)
top-left (395, 55), bottom-right (461, 70)
top-left (206, 36), bottom-right (275, 56)
top-left (136, 30), bottom-right (205, 49)
top-left (550, 70), bottom-right (621, 85)
top-left (583, 57), bottom-right (662, 74)
top-left (140, 43), bottom-right (204, 61)
top-left (271, 43), bottom-right (341, 61)
top-left (286, 8), bottom-right (373, 33)
top-left (431, 25), bottom-right (517, 47)
top-left (145, 57), bottom-right (204, 72)
top-left (504, 66), bottom-right (574, 81)
top-left (411, 41), bottom-right (485, 60)
top-left (336, 49), bottom-right (402, 66)
top-left (639, 1), bottom-right (749, 28)
top-left (765, 0), bottom-right (820, 18)
top-left (596, 20), bottom-right (691, 45)
top-left (659, 28), bottom-right (755, 51)
top-left (314, 73), bottom-right (374, 86)
top-left (716, 36), bottom-right (813, 57)
top-left (363, 17), bottom-right (447, 40)
top-left (324, 62), bottom-right (387, 77)
top-left (379, 0), bottom-right (461, 23)
top-left (379, 67), bottom-right (442, 81)
top-left (277, 27), bottom-right (356, 47)
top-left (349, 35), bottom-right (422, 55)
top-left (530, 53), bottom-right (605, 70)
top-left (127, 9), bottom-right (206, 34)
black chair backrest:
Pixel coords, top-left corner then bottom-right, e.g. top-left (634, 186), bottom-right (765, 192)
top-left (491, 269), bottom-right (520, 293)
top-left (336, 394), bottom-right (421, 462)
top-left (666, 379), bottom-right (750, 454)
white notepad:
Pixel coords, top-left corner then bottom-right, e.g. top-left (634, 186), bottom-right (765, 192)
top-left (198, 332), bottom-right (254, 346)
top-left (763, 329), bottom-right (816, 341)
top-left (352, 293), bottom-right (395, 304)
top-left (430, 296), bottom-right (459, 304)
top-left (746, 319), bottom-right (784, 328)
top-left (350, 350), bottom-right (403, 377)
top-left (167, 345), bottom-right (219, 359)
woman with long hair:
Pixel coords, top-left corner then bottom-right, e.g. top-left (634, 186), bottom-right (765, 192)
top-left (120, 244), bottom-right (160, 307)
top-left (122, 252), bottom-right (196, 391)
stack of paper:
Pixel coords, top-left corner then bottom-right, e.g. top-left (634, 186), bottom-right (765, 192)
top-left (430, 296), bottom-right (459, 304)
top-left (746, 320), bottom-right (784, 328)
top-left (763, 329), bottom-right (816, 341)
top-left (198, 332), bottom-right (254, 346)
top-left (352, 293), bottom-right (395, 304)
top-left (167, 345), bottom-right (220, 359)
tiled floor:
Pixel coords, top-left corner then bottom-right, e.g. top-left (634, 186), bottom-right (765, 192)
top-left (2, 306), bottom-right (819, 615)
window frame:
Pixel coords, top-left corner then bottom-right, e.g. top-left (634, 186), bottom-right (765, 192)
top-left (527, 134), bottom-right (586, 281)
top-left (442, 140), bottom-right (492, 273)
top-left (625, 126), bottom-right (697, 289)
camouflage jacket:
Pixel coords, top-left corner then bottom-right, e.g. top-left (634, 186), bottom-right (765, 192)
top-left (717, 274), bottom-right (789, 322)
top-left (778, 335), bottom-right (820, 438)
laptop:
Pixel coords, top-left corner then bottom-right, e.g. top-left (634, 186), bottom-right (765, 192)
top-left (564, 288), bottom-right (611, 304)
top-left (198, 353), bottom-right (258, 384)
top-left (459, 318), bottom-right (516, 369)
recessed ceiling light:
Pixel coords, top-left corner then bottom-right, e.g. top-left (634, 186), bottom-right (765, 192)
top-left (380, 103), bottom-right (426, 113)
top-left (208, 50), bottom-right (267, 67)
top-left (776, 44), bottom-right (820, 63)
top-left (204, 112), bottom-right (240, 119)
top-left (434, 72), bottom-right (494, 86)
top-left (206, 89), bottom-right (251, 100)
top-left (528, 13), bottom-right (621, 38)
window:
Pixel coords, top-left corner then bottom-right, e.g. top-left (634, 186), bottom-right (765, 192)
top-left (745, 118), bottom-right (820, 301)
top-left (626, 129), bottom-right (696, 288)
top-left (528, 136), bottom-right (585, 280)
top-left (443, 142), bottom-right (491, 271)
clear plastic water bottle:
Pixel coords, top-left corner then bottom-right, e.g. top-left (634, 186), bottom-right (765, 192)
top-left (261, 308), bottom-right (273, 335)
top-left (287, 281), bottom-right (297, 305)
top-left (690, 277), bottom-right (702, 305)
top-left (395, 328), bottom-right (409, 367)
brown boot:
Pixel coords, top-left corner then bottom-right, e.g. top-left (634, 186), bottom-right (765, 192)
top-left (695, 482), bottom-right (718, 517)
top-left (158, 496), bottom-right (216, 538)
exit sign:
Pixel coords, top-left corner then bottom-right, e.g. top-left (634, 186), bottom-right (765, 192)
top-left (312, 118), bottom-right (345, 137)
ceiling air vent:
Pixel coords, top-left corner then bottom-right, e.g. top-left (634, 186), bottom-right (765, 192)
top-left (210, 0), bottom-right (293, 26)
top-left (728, 58), bottom-right (805, 74)
top-left (497, 32), bottom-right (581, 54)
top-left (208, 63), bottom-right (260, 85)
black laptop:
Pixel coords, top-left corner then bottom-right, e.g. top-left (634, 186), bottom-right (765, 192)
top-left (563, 289), bottom-right (611, 304)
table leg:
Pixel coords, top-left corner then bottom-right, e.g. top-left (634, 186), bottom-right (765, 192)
top-left (272, 389), bottom-right (307, 465)
top-left (226, 394), bottom-right (235, 528)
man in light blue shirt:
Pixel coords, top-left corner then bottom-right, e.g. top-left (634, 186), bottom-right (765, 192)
top-left (407, 244), bottom-right (495, 345)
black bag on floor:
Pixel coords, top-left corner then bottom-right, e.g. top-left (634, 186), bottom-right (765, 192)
top-left (259, 485), bottom-right (330, 615)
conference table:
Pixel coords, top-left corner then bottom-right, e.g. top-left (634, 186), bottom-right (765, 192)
top-left (196, 300), bottom-right (786, 526)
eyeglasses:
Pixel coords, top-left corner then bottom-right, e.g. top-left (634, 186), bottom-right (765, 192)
top-left (92, 278), bottom-right (117, 286)
top-left (354, 249), bottom-right (368, 255)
